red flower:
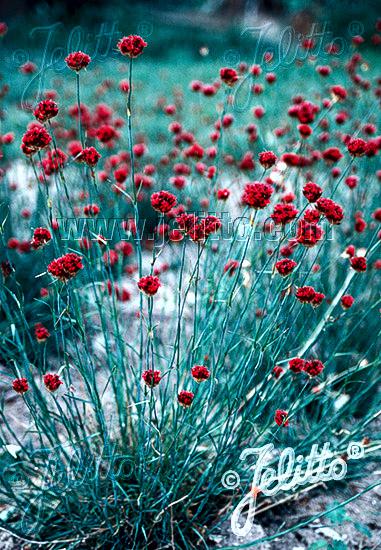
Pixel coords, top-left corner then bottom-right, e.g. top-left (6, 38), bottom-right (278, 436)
top-left (169, 229), bottom-right (184, 242)
top-left (217, 188), bottom-right (230, 200)
top-left (219, 67), bottom-right (239, 86)
top-left (12, 378), bottom-right (29, 394)
top-left (296, 286), bottom-right (316, 303)
top-left (304, 359), bottom-right (324, 377)
top-left (275, 259), bottom-right (297, 276)
top-left (296, 220), bottom-right (323, 247)
top-left (191, 365), bottom-right (210, 382)
top-left (77, 146), bottom-right (101, 167)
top-left (187, 216), bottom-right (222, 242)
top-left (83, 204), bottom-right (100, 217)
top-left (322, 147), bottom-right (343, 163)
top-left (142, 370), bottom-right (162, 388)
top-left (350, 256), bottom-right (367, 272)
top-left (298, 124), bottom-right (312, 138)
top-left (258, 150), bottom-right (277, 169)
top-left (117, 35), bottom-right (147, 58)
top-left (272, 366), bottom-right (284, 378)
top-left (224, 259), bottom-right (239, 276)
top-left (303, 182), bottom-right (322, 203)
top-left (289, 358), bottom-right (305, 373)
top-left (31, 227), bottom-right (51, 249)
top-left (347, 138), bottom-right (367, 157)
top-left (33, 99), bottom-right (59, 123)
top-left (271, 203), bottom-right (298, 225)
top-left (65, 51), bottom-right (91, 71)
top-left (311, 292), bottom-right (325, 307)
top-left (178, 390), bottom-right (194, 407)
top-left (96, 124), bottom-right (118, 143)
top-left (242, 182), bottom-right (273, 209)
top-left (151, 191), bottom-right (177, 214)
top-left (48, 253), bottom-right (83, 282)
top-left (275, 409), bottom-right (289, 427)
top-left (43, 373), bottom-right (63, 392)
top-left (341, 294), bottom-right (354, 309)
top-left (316, 198), bottom-right (344, 224)
top-left (330, 85), bottom-right (347, 100)
top-left (21, 123), bottom-right (51, 155)
top-left (34, 323), bottom-right (50, 342)
top-left (137, 275), bottom-right (161, 296)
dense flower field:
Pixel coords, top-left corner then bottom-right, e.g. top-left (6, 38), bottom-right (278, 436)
top-left (0, 19), bottom-right (380, 549)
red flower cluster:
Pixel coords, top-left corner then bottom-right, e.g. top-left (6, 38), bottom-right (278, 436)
top-left (289, 358), bottom-right (305, 373)
top-left (137, 275), bottom-right (161, 296)
top-left (322, 147), bottom-right (343, 163)
top-left (296, 286), bottom-right (325, 306)
top-left (41, 149), bottom-right (67, 175)
top-left (219, 67), bottom-right (239, 86)
top-left (142, 370), bottom-right (162, 387)
top-left (258, 150), bottom-right (277, 169)
top-left (178, 390), bottom-right (194, 407)
top-left (43, 373), bottom-right (63, 392)
top-left (303, 182), bottom-right (323, 203)
top-left (117, 35), bottom-right (147, 58)
top-left (275, 258), bottom-right (297, 276)
top-left (77, 146), bottom-right (101, 167)
top-left (33, 99), bottom-right (59, 123)
top-left (304, 359), bottom-right (325, 377)
top-left (48, 253), bottom-right (84, 282)
top-left (271, 203), bottom-right (298, 225)
top-left (224, 259), bottom-right (239, 276)
top-left (289, 358), bottom-right (325, 377)
top-left (347, 138), bottom-right (367, 157)
top-left (21, 123), bottom-right (52, 155)
top-left (275, 409), bottom-right (289, 427)
top-left (191, 365), bottom-right (210, 382)
top-left (187, 215), bottom-right (222, 242)
top-left (31, 227), bottom-right (51, 249)
top-left (83, 204), bottom-right (100, 217)
top-left (151, 191), bottom-right (177, 213)
top-left (316, 198), bottom-right (344, 224)
top-left (34, 323), bottom-right (50, 342)
top-left (350, 256), bottom-right (367, 272)
top-left (12, 378), bottom-right (29, 394)
top-left (296, 220), bottom-right (323, 247)
top-left (65, 51), bottom-right (91, 71)
top-left (242, 182), bottom-right (273, 209)
top-left (341, 294), bottom-right (354, 309)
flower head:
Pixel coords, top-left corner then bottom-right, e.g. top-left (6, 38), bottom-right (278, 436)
top-left (43, 373), bottom-right (63, 392)
top-left (219, 67), bottom-right (239, 86)
top-left (33, 99), bottom-right (59, 123)
top-left (275, 259), bottom-right (297, 277)
top-left (117, 35), bottom-right (147, 58)
top-left (178, 390), bottom-right (194, 407)
top-left (350, 256), bottom-right (367, 272)
top-left (12, 378), bottom-right (29, 394)
top-left (242, 182), bottom-right (273, 209)
top-left (142, 370), bottom-right (161, 388)
top-left (31, 227), bottom-right (51, 249)
top-left (137, 275), bottom-right (161, 296)
top-left (65, 51), bottom-right (91, 71)
top-left (191, 365), bottom-right (210, 382)
top-left (275, 409), bottom-right (289, 427)
top-left (151, 191), bottom-right (177, 213)
top-left (48, 253), bottom-right (83, 282)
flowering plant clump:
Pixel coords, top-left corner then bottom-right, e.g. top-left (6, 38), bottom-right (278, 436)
top-left (0, 15), bottom-right (380, 550)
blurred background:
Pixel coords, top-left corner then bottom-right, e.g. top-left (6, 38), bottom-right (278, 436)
top-left (1, 0), bottom-right (380, 60)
